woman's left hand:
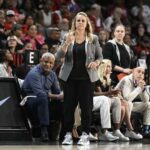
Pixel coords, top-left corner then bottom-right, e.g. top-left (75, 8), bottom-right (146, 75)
top-left (87, 62), bottom-right (98, 70)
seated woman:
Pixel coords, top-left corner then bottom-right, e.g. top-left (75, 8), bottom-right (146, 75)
top-left (0, 50), bottom-right (14, 77)
top-left (0, 49), bottom-right (24, 87)
top-left (94, 59), bottom-right (142, 140)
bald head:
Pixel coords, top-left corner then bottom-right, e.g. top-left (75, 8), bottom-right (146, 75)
top-left (133, 67), bottom-right (145, 81)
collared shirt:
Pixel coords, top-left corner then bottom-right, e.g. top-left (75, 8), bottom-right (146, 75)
top-left (22, 64), bottom-right (61, 98)
top-left (115, 74), bottom-right (149, 102)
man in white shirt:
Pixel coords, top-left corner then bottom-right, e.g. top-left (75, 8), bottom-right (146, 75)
top-left (116, 67), bottom-right (150, 138)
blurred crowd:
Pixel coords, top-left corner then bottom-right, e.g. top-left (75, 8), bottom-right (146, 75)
top-left (0, 0), bottom-right (149, 76)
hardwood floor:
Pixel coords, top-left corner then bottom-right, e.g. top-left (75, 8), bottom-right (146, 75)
top-left (0, 140), bottom-right (150, 150)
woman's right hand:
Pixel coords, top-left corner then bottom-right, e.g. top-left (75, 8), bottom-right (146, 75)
top-left (65, 31), bottom-right (75, 45)
top-left (62, 31), bottom-right (75, 53)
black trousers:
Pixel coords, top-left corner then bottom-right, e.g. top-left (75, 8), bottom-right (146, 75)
top-left (62, 79), bottom-right (94, 135)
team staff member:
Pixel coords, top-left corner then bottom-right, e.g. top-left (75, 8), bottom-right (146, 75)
top-left (55, 12), bottom-right (102, 145)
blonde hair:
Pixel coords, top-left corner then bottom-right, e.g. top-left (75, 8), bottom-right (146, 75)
top-left (97, 59), bottom-right (112, 87)
top-left (70, 12), bottom-right (93, 42)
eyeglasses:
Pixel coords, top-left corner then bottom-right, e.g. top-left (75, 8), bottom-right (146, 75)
top-left (76, 19), bottom-right (86, 23)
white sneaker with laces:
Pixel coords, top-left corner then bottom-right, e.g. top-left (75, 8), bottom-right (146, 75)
top-left (99, 130), bottom-right (119, 141)
top-left (113, 129), bottom-right (129, 141)
top-left (62, 132), bottom-right (73, 145)
top-left (77, 132), bottom-right (90, 146)
top-left (89, 133), bottom-right (98, 141)
top-left (125, 130), bottom-right (143, 140)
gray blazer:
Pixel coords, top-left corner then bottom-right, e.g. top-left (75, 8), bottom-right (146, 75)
top-left (55, 34), bottom-right (103, 82)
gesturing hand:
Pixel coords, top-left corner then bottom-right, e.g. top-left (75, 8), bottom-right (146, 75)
top-left (65, 31), bottom-right (75, 45)
top-left (87, 62), bottom-right (98, 70)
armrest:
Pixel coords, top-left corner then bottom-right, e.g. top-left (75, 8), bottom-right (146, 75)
top-left (20, 96), bottom-right (37, 106)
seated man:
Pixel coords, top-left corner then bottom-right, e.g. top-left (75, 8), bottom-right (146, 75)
top-left (115, 66), bottom-right (150, 138)
top-left (22, 52), bottom-right (62, 141)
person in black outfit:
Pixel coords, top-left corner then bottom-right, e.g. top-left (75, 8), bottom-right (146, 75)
top-left (55, 12), bottom-right (102, 145)
top-left (103, 23), bottom-right (132, 86)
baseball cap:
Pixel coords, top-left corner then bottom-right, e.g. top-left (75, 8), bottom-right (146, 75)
top-left (6, 10), bottom-right (15, 16)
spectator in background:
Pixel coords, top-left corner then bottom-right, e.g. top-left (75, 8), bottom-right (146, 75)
top-left (22, 15), bottom-right (35, 34)
top-left (3, 0), bottom-right (18, 10)
top-left (39, 43), bottom-right (49, 57)
top-left (0, 49), bottom-right (13, 77)
top-left (20, 0), bottom-right (37, 17)
top-left (123, 33), bottom-right (137, 68)
top-left (11, 23), bottom-right (24, 52)
top-left (15, 42), bottom-right (33, 79)
top-left (134, 36), bottom-right (150, 58)
top-left (45, 27), bottom-right (61, 53)
top-left (98, 28), bottom-right (109, 48)
top-left (104, 7), bottom-right (128, 33)
top-left (37, 0), bottom-right (54, 28)
top-left (89, 3), bottom-right (105, 33)
top-left (6, 35), bottom-right (20, 53)
top-left (67, 0), bottom-right (80, 15)
top-left (0, 49), bottom-right (24, 86)
top-left (23, 41), bottom-right (33, 50)
top-left (4, 10), bottom-right (16, 35)
top-left (53, 2), bottom-right (72, 27)
top-left (23, 24), bottom-right (45, 50)
top-left (58, 18), bottom-right (69, 41)
top-left (0, 9), bottom-right (6, 49)
top-left (130, 0), bottom-right (150, 33)
top-left (0, 0), bottom-right (4, 9)
top-left (0, 9), bottom-right (5, 28)
top-left (134, 23), bottom-right (148, 45)
top-left (6, 35), bottom-right (23, 71)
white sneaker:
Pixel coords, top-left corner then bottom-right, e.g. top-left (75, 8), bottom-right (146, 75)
top-left (88, 133), bottom-right (98, 141)
top-left (62, 145), bottom-right (73, 150)
top-left (113, 129), bottom-right (129, 141)
top-left (62, 132), bottom-right (73, 145)
top-left (99, 130), bottom-right (119, 141)
top-left (125, 130), bottom-right (143, 140)
top-left (77, 132), bottom-right (90, 146)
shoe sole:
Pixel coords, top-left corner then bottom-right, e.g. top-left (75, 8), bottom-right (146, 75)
top-left (77, 142), bottom-right (90, 146)
top-left (99, 138), bottom-right (119, 142)
top-left (119, 138), bottom-right (130, 142)
top-left (62, 142), bottom-right (73, 145)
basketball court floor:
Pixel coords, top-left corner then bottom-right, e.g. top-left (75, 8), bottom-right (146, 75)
top-left (0, 140), bottom-right (150, 150)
